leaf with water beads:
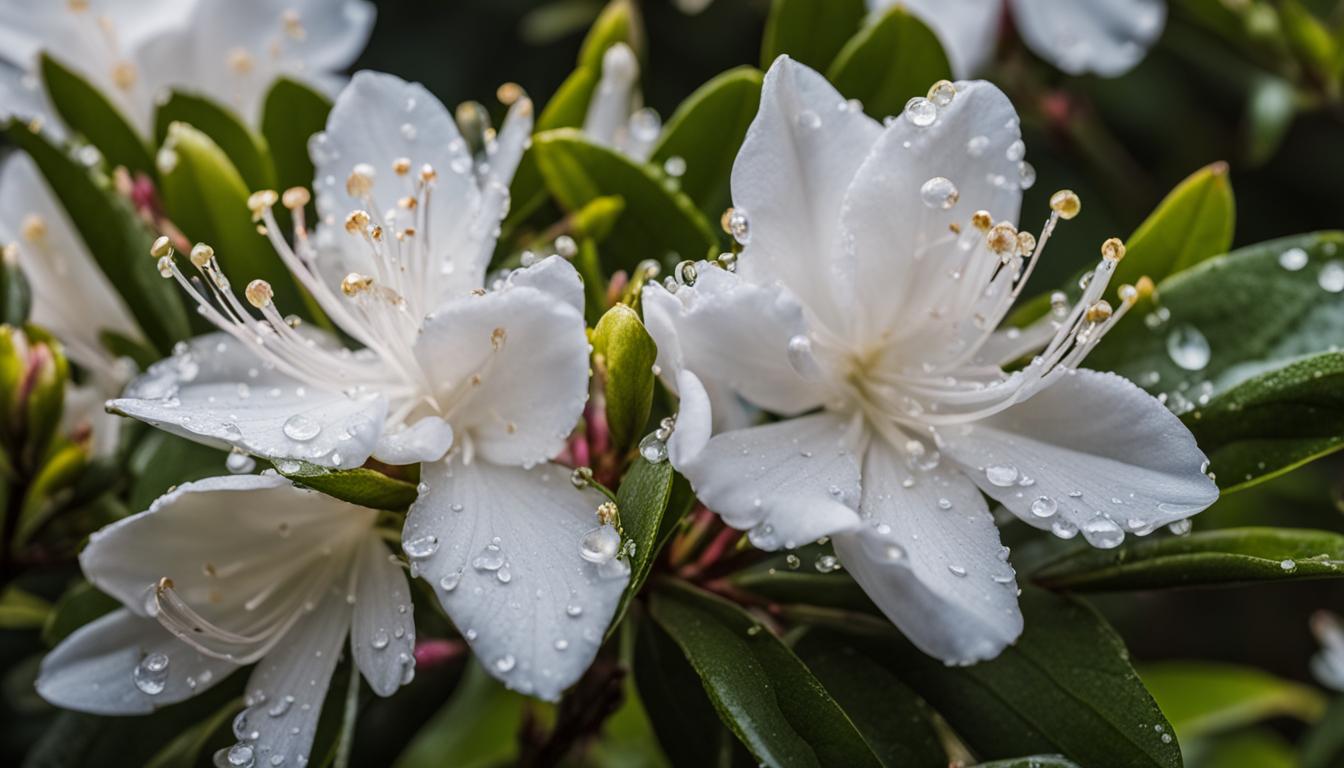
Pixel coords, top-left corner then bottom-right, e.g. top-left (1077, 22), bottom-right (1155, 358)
top-left (607, 457), bottom-right (693, 632)
top-left (276, 464), bottom-right (418, 512)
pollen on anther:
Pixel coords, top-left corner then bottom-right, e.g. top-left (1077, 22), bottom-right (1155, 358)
top-left (246, 279), bottom-right (274, 308)
top-left (1015, 231), bottom-right (1037, 256)
top-left (150, 235), bottom-right (174, 259)
top-left (1117, 284), bottom-right (1138, 303)
top-left (247, 190), bottom-right (278, 219)
top-left (987, 222), bottom-right (1018, 255)
top-left (971, 210), bottom-right (993, 231)
top-left (1135, 276), bottom-right (1155, 300)
top-left (227, 48), bottom-right (255, 75)
top-left (1085, 300), bottom-right (1113, 323)
top-left (420, 164), bottom-right (438, 183)
top-left (21, 214), bottom-right (47, 242)
top-left (496, 82), bottom-right (524, 106)
top-left (1100, 237), bottom-right (1126, 262)
top-left (341, 272), bottom-right (373, 296)
top-left (490, 327), bottom-right (507, 350)
top-left (1049, 190), bottom-right (1082, 220)
top-left (392, 157), bottom-right (411, 176)
top-left (189, 243), bottom-right (215, 268)
top-left (346, 164), bottom-right (376, 197)
top-left (282, 187), bottom-right (311, 209)
top-left (344, 210), bottom-right (371, 234)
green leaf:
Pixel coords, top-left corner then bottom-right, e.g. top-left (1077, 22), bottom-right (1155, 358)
top-left (1, 249), bottom-right (32, 325)
top-left (823, 588), bottom-right (1182, 768)
top-left (634, 609), bottom-right (737, 766)
top-left (611, 459), bottom-right (691, 629)
top-left (827, 5), bottom-right (953, 120)
top-left (155, 91), bottom-right (277, 192)
top-left (143, 696), bottom-right (241, 768)
top-left (792, 629), bottom-right (946, 767)
top-left (761, 0), bottom-right (867, 72)
top-left (578, 0), bottom-right (643, 70)
top-left (974, 758), bottom-right (1081, 768)
top-left (1195, 728), bottom-right (1297, 768)
top-left (395, 661), bottom-right (545, 768)
top-left (39, 53), bottom-right (154, 175)
top-left (651, 67), bottom-right (762, 220)
top-left (14, 441), bottom-right (88, 549)
top-left (1140, 662), bottom-right (1326, 741)
top-left (1246, 77), bottom-right (1297, 166)
top-left (0, 584), bottom-right (51, 629)
top-left (532, 128), bottom-right (717, 273)
top-left (260, 78), bottom-right (332, 194)
top-left (127, 431), bottom-right (228, 513)
top-left (648, 580), bottom-right (884, 768)
top-left (731, 550), bottom-right (877, 613)
top-left (1301, 696), bottom-right (1344, 768)
top-left (593, 304), bottom-right (658, 455)
top-left (4, 120), bottom-right (190, 353)
top-left (1033, 527), bottom-right (1344, 591)
top-left (1119, 161), bottom-right (1235, 287)
top-left (42, 580), bottom-right (120, 646)
top-left (279, 465), bottom-right (418, 512)
top-left (1184, 351), bottom-right (1344, 491)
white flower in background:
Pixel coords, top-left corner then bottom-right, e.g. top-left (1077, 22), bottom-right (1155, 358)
top-left (870, 0), bottom-right (1166, 78)
top-left (0, 153), bottom-right (142, 455)
top-left (583, 42), bottom-right (663, 162)
top-left (0, 0), bottom-right (374, 135)
top-left (110, 71), bottom-right (629, 699)
top-left (1312, 611), bottom-right (1344, 691)
top-left (35, 474), bottom-right (414, 768)
top-left (643, 57), bottom-right (1217, 664)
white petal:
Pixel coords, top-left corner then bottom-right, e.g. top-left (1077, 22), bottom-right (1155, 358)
top-left (834, 437), bottom-right (1021, 664)
top-left (870, 0), bottom-right (1002, 77)
top-left (1011, 0), bottom-right (1165, 76)
top-left (350, 534), bottom-right (416, 697)
top-left (36, 609), bottom-right (238, 715)
top-left (109, 332), bottom-right (388, 470)
top-left (671, 398), bottom-right (864, 549)
top-left (505, 255), bottom-right (585, 315)
top-left (0, 154), bottom-right (143, 376)
top-left (583, 43), bottom-right (640, 153)
top-left (313, 70), bottom-right (484, 297)
top-left (938, 369), bottom-right (1218, 545)
top-left (226, 587), bottom-right (356, 768)
top-left (731, 56), bottom-right (882, 333)
top-left (642, 265), bottom-right (828, 416)
top-left (403, 458), bottom-right (628, 701)
top-left (837, 80), bottom-right (1024, 346)
top-left (373, 416), bottom-right (454, 465)
top-left (415, 282), bottom-right (588, 468)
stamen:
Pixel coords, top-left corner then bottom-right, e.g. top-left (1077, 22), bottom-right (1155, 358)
top-left (1049, 189), bottom-right (1081, 219)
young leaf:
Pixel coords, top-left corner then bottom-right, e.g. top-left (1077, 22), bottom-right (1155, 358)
top-left (4, 121), bottom-right (190, 353)
top-left (1141, 662), bottom-right (1326, 740)
top-left (610, 459), bottom-right (691, 629)
top-left (260, 78), bottom-right (332, 194)
top-left (827, 5), bottom-right (952, 120)
top-left (532, 129), bottom-right (717, 273)
top-left (39, 53), bottom-right (154, 175)
top-left (0, 584), bottom-right (52, 629)
top-left (1119, 161), bottom-right (1235, 287)
top-left (761, 0), bottom-right (867, 72)
top-left (1033, 527), bottom-right (1344, 591)
top-left (651, 67), bottom-right (763, 220)
top-left (593, 304), bottom-right (657, 455)
top-left (155, 91), bottom-right (277, 192)
top-left (578, 0), bottom-right (643, 70)
top-left (1196, 728), bottom-right (1297, 768)
top-left (648, 580), bottom-right (884, 768)
top-left (280, 465), bottom-right (419, 512)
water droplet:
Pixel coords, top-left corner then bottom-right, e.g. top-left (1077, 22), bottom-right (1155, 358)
top-left (796, 109), bottom-right (821, 130)
top-left (579, 524), bottom-right (621, 564)
top-left (1030, 496), bottom-right (1058, 519)
top-left (920, 176), bottom-right (959, 209)
top-left (1167, 518), bottom-right (1192, 536)
top-left (554, 638), bottom-right (569, 651)
top-left (947, 564), bottom-right (967, 577)
top-left (132, 652), bottom-right (170, 695)
top-left (927, 80), bottom-right (956, 107)
top-left (638, 432), bottom-right (668, 463)
top-left (629, 108), bottom-right (661, 143)
top-left (282, 414), bottom-right (321, 442)
top-left (404, 535), bottom-right (440, 559)
top-left (663, 156), bottom-right (686, 177)
top-left (1006, 139), bottom-right (1026, 162)
top-left (1279, 247), bottom-right (1309, 271)
top-left (904, 97), bottom-right (936, 127)
top-left (496, 566), bottom-right (512, 584)
top-left (815, 554), bottom-right (840, 573)
top-left (267, 695), bottom-right (294, 717)
top-left (218, 744), bottom-right (255, 768)
top-left (966, 135), bottom-right (989, 157)
top-left (1166, 324), bottom-right (1211, 371)
top-left (1280, 559), bottom-right (1296, 571)
top-left (566, 603), bottom-right (583, 617)
top-left (372, 629), bottom-right (390, 650)
top-left (494, 654), bottom-right (516, 672)
top-left (226, 448), bottom-right (255, 474)
top-left (785, 554), bottom-right (801, 569)
top-left (937, 497), bottom-right (952, 510)
top-left (727, 208), bottom-right (750, 245)
top-left (472, 543), bottom-right (505, 571)
top-left (1319, 261), bottom-right (1344, 293)
top-left (1082, 518), bottom-right (1125, 549)
top-left (882, 543), bottom-right (906, 562)
top-left (439, 571), bottom-right (462, 592)
top-left (1051, 520), bottom-right (1079, 540)
top-left (985, 464), bottom-right (1019, 487)
top-left (400, 122), bottom-right (418, 141)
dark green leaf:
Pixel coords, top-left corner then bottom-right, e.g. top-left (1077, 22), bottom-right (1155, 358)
top-left (127, 431), bottom-right (228, 513)
top-left (827, 5), bottom-right (952, 120)
top-left (634, 608), bottom-right (736, 767)
top-left (143, 696), bottom-right (240, 768)
top-left (1246, 77), bottom-right (1297, 166)
top-left (648, 580), bottom-right (883, 768)
top-left (593, 304), bottom-right (657, 455)
top-left (611, 459), bottom-right (690, 629)
top-left (1, 250), bottom-right (31, 326)
top-left (761, 0), bottom-right (867, 72)
top-left (1119, 161), bottom-right (1235, 287)
top-left (1301, 696), bottom-right (1344, 768)
top-left (1194, 728), bottom-right (1297, 768)
top-left (15, 441), bottom-right (88, 548)
top-left (260, 78), bottom-right (332, 194)
top-left (155, 91), bottom-right (276, 192)
top-left (1140, 662), bottom-right (1325, 740)
top-left (792, 629), bottom-right (946, 767)
top-left (395, 661), bottom-right (546, 768)
top-left (651, 67), bottom-right (762, 220)
top-left (42, 580), bottom-right (119, 646)
top-left (975, 758), bottom-right (1082, 768)
top-left (4, 121), bottom-right (190, 353)
top-left (1033, 526), bottom-right (1344, 591)
top-left (280, 465), bottom-right (418, 512)
top-left (40, 53), bottom-right (154, 175)
top-left (578, 0), bottom-right (642, 71)
top-left (731, 550), bottom-right (876, 613)
top-left (532, 128), bottom-right (717, 272)
top-left (0, 585), bottom-right (51, 630)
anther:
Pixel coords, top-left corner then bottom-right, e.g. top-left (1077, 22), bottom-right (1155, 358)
top-left (247, 190), bottom-right (278, 220)
top-left (392, 157), bottom-right (411, 176)
top-left (971, 210), bottom-right (993, 231)
top-left (157, 256), bottom-right (174, 278)
top-left (1117, 284), bottom-right (1138, 304)
top-left (1135, 276), bottom-right (1155, 300)
top-left (491, 327), bottom-right (507, 350)
top-left (1049, 190), bottom-right (1082, 220)
top-left (341, 272), bottom-right (373, 296)
top-left (420, 164), bottom-right (437, 183)
top-left (496, 82), bottom-right (524, 106)
top-left (596, 501), bottom-right (619, 526)
top-left (1100, 237), bottom-right (1126, 262)
top-left (986, 222), bottom-right (1018, 255)
top-left (1015, 231), bottom-right (1037, 256)
top-left (281, 187), bottom-right (311, 210)
top-left (111, 61), bottom-right (136, 91)
top-left (245, 279), bottom-right (274, 308)
top-left (1085, 300), bottom-right (1113, 323)
top-left (21, 214), bottom-right (47, 242)
top-left (344, 210), bottom-right (371, 234)
top-left (227, 48), bottom-right (255, 75)
top-left (189, 243), bottom-right (215, 268)
top-left (150, 235), bottom-right (174, 258)
top-left (398, 195), bottom-right (418, 209)
top-left (346, 164), bottom-right (375, 197)
top-left (282, 10), bottom-right (305, 40)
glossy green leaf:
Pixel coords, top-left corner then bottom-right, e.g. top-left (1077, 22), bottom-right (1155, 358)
top-left (42, 580), bottom-right (119, 646)
top-left (14, 441), bottom-right (88, 548)
top-left (40, 53), bottom-right (154, 175)
top-left (648, 580), bottom-right (884, 768)
top-left (155, 91), bottom-right (276, 192)
top-left (578, 0), bottom-right (642, 70)
top-left (651, 67), bottom-right (762, 220)
top-left (827, 5), bottom-right (952, 120)
top-left (589, 619), bottom-right (673, 767)
top-left (820, 588), bottom-right (1182, 768)
top-left (593, 304), bottom-right (657, 455)
top-left (1301, 696), bottom-right (1344, 768)
top-left (731, 549), bottom-right (876, 613)
top-left (4, 121), bottom-right (190, 352)
top-left (1034, 527), bottom-right (1344, 591)
top-left (1140, 662), bottom-right (1325, 741)
top-left (761, 0), bottom-right (867, 72)
top-left (1119, 161), bottom-right (1235, 287)
top-left (395, 661), bottom-right (545, 768)
top-left (611, 459), bottom-right (691, 629)
top-left (532, 128), bottom-right (717, 273)
top-left (280, 465), bottom-right (418, 512)
top-left (792, 629), bottom-right (946, 767)
top-left (260, 78), bottom-right (332, 194)
top-left (634, 609), bottom-right (737, 766)
top-left (0, 584), bottom-right (51, 629)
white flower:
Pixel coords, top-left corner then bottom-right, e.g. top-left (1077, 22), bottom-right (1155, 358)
top-left (870, 0), bottom-right (1166, 78)
top-left (0, 0), bottom-right (374, 134)
top-left (1312, 611), bottom-right (1344, 691)
top-left (111, 70), bottom-right (629, 699)
top-left (35, 473), bottom-right (414, 768)
top-left (0, 153), bottom-right (141, 454)
top-left (642, 57), bottom-right (1217, 664)
top-left (582, 43), bottom-right (663, 162)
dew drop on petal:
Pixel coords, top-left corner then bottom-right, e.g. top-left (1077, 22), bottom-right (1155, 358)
top-left (282, 414), bottom-right (321, 442)
top-left (132, 652), bottom-right (170, 695)
top-left (903, 97), bottom-right (937, 127)
top-left (403, 535), bottom-right (440, 559)
top-left (1030, 496), bottom-right (1058, 519)
top-left (1082, 517), bottom-right (1126, 549)
top-left (1166, 324), bottom-right (1211, 371)
top-left (920, 176), bottom-right (959, 210)
top-left (1006, 139), bottom-right (1026, 162)
top-left (494, 654), bottom-right (516, 673)
top-left (796, 109), bottom-right (821, 130)
top-left (439, 571), bottom-right (462, 592)
top-left (371, 629), bottom-right (390, 650)
top-left (985, 464), bottom-right (1019, 487)
top-left (226, 448), bottom-right (255, 474)
top-left (727, 208), bottom-right (750, 245)
top-left (579, 525), bottom-right (621, 564)
top-left (217, 744), bottom-right (255, 768)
